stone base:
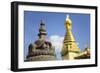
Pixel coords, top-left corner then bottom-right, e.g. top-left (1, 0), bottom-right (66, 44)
top-left (27, 55), bottom-right (56, 61)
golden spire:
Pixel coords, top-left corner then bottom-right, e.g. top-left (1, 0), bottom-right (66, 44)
top-left (64, 15), bottom-right (75, 42)
top-left (61, 15), bottom-right (80, 60)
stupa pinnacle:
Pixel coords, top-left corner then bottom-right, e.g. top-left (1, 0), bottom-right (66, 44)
top-left (38, 20), bottom-right (47, 37)
top-left (61, 15), bottom-right (80, 60)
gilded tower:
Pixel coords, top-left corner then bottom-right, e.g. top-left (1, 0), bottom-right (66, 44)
top-left (61, 15), bottom-right (80, 60)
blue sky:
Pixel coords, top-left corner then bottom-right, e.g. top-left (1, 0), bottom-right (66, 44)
top-left (24, 11), bottom-right (90, 60)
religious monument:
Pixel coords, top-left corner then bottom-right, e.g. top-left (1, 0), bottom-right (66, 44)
top-left (26, 15), bottom-right (90, 61)
top-left (61, 15), bottom-right (90, 60)
top-left (26, 20), bottom-right (56, 61)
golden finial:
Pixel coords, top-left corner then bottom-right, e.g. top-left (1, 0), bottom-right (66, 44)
top-left (66, 14), bottom-right (72, 24)
top-left (65, 15), bottom-right (72, 30)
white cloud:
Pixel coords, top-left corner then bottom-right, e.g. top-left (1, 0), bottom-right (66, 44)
top-left (49, 35), bottom-right (64, 52)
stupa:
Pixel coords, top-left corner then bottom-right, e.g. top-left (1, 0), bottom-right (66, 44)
top-left (27, 20), bottom-right (56, 61)
top-left (61, 15), bottom-right (80, 60)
